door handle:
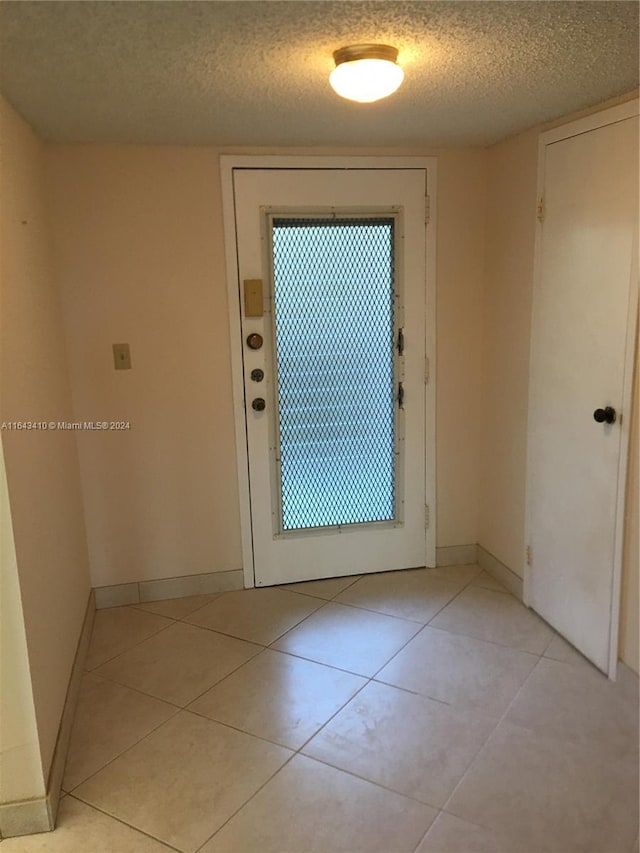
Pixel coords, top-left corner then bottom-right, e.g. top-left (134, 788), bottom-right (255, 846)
top-left (593, 406), bottom-right (616, 424)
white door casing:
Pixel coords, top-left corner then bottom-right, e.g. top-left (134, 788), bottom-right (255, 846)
top-left (221, 157), bottom-right (437, 588)
top-left (525, 102), bottom-right (639, 676)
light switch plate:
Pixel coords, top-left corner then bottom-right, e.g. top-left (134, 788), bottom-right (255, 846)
top-left (113, 343), bottom-right (132, 370)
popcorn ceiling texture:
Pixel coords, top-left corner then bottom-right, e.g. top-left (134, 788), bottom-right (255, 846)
top-left (0, 1), bottom-right (637, 147)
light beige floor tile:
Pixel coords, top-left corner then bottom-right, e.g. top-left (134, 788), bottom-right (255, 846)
top-left (74, 711), bottom-right (291, 853)
top-left (430, 585), bottom-right (554, 654)
top-left (504, 657), bottom-right (639, 763)
top-left (63, 674), bottom-right (177, 790)
top-left (1, 796), bottom-right (173, 852)
top-left (303, 680), bottom-right (498, 807)
top-left (543, 632), bottom-right (592, 666)
top-left (423, 565), bottom-right (482, 585)
top-left (133, 593), bottom-right (220, 620)
top-left (470, 570), bottom-right (510, 594)
top-left (280, 574), bottom-right (361, 599)
top-left (334, 568), bottom-right (466, 623)
top-left (94, 622), bottom-right (261, 706)
top-left (85, 607), bottom-right (172, 670)
top-left (446, 721), bottom-right (639, 853)
top-left (376, 626), bottom-right (538, 715)
top-left (415, 812), bottom-right (517, 853)
top-left (189, 648), bottom-right (366, 749)
top-left (200, 754), bottom-right (437, 853)
top-left (272, 601), bottom-right (421, 676)
top-left (185, 587), bottom-right (322, 644)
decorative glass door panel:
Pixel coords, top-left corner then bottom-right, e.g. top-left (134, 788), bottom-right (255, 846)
top-left (270, 217), bottom-right (399, 533)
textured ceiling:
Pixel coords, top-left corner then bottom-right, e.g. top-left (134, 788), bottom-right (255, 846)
top-left (0, 1), bottom-right (638, 147)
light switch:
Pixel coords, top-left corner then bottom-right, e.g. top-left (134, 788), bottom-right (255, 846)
top-left (113, 343), bottom-right (132, 370)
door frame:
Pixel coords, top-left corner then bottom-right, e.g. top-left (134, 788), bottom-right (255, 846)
top-left (220, 156), bottom-right (438, 588)
top-left (523, 100), bottom-right (639, 678)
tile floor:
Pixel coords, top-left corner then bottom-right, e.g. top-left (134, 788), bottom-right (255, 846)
top-left (5, 566), bottom-right (638, 853)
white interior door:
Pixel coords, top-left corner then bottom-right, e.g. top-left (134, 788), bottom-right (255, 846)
top-left (230, 167), bottom-right (431, 587)
top-left (526, 107), bottom-right (638, 674)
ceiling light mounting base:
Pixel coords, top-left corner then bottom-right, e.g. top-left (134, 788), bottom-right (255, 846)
top-left (332, 44), bottom-right (399, 65)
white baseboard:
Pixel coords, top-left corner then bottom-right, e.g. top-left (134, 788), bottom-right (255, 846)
top-left (476, 544), bottom-right (524, 600)
top-left (0, 590), bottom-right (95, 839)
top-left (435, 544), bottom-right (478, 566)
top-left (94, 568), bottom-right (244, 609)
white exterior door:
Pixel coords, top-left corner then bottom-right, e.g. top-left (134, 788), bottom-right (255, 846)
top-left (525, 105), bottom-right (638, 675)
top-left (225, 164), bottom-right (434, 587)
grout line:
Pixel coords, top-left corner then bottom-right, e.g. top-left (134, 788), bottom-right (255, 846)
top-left (129, 603), bottom-right (181, 620)
top-left (365, 577), bottom-right (482, 681)
top-left (420, 620), bottom-right (545, 656)
top-left (184, 704), bottom-right (298, 752)
top-left (175, 619), bottom-right (270, 648)
top-left (193, 751), bottom-right (299, 853)
top-left (82, 670), bottom-right (183, 709)
top-left (438, 641), bottom-right (549, 821)
top-left (289, 750), bottom-right (444, 811)
top-left (129, 591), bottom-right (224, 620)
top-left (183, 647), bottom-right (270, 708)
top-left (371, 675), bottom-right (453, 706)
top-left (85, 618), bottom-right (175, 672)
top-left (263, 647), bottom-right (380, 679)
top-left (256, 641), bottom-right (371, 679)
top-left (182, 597), bottom-right (326, 647)
top-left (314, 595), bottom-right (443, 625)
top-left (65, 793), bottom-right (183, 852)
top-left (66, 704), bottom-right (183, 794)
top-left (421, 580), bottom-right (553, 654)
top-left (278, 573), bottom-right (364, 601)
top-left (94, 639), bottom-right (265, 712)
top-left (293, 678), bottom-right (372, 754)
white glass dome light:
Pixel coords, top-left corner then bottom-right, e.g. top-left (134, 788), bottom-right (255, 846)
top-left (329, 44), bottom-right (404, 104)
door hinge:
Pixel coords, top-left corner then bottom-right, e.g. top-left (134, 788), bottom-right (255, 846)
top-left (526, 545), bottom-right (533, 567)
top-left (397, 327), bottom-right (405, 356)
top-left (424, 355), bottom-right (430, 384)
top-left (536, 197), bottom-right (545, 223)
top-left (425, 504), bottom-right (430, 529)
top-left (425, 194), bottom-right (431, 226)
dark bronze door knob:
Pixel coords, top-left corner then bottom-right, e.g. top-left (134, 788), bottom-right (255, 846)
top-left (593, 406), bottom-right (616, 424)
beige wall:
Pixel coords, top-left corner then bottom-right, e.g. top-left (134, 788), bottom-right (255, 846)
top-left (46, 144), bottom-right (486, 587)
top-left (0, 97), bottom-right (91, 783)
top-left (620, 332), bottom-right (639, 674)
top-left (0, 441), bottom-right (45, 805)
top-left (435, 150), bottom-right (486, 547)
top-left (46, 146), bottom-right (243, 587)
top-left (480, 128), bottom-right (539, 574)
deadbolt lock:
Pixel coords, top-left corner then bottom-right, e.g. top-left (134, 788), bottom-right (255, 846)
top-left (246, 333), bottom-right (263, 350)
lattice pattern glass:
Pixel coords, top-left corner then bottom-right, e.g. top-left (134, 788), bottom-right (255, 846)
top-left (271, 217), bottom-right (396, 531)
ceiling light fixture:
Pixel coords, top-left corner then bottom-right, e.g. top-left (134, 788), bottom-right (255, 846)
top-left (329, 44), bottom-right (404, 104)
